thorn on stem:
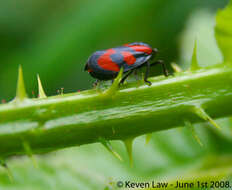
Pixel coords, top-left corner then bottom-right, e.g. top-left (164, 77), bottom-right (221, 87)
top-left (184, 120), bottom-right (203, 146)
top-left (99, 137), bottom-right (123, 161)
top-left (22, 141), bottom-right (38, 168)
top-left (37, 74), bottom-right (47, 98)
top-left (171, 62), bottom-right (183, 73)
top-left (102, 68), bottom-right (123, 98)
top-left (15, 65), bottom-right (28, 101)
top-left (123, 138), bottom-right (134, 167)
top-left (145, 133), bottom-right (152, 145)
top-left (0, 160), bottom-right (13, 182)
top-left (193, 106), bottom-right (221, 130)
top-left (190, 40), bottom-right (200, 71)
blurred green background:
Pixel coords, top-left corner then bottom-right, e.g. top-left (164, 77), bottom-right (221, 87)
top-left (0, 0), bottom-right (231, 189)
top-left (0, 0), bottom-right (227, 101)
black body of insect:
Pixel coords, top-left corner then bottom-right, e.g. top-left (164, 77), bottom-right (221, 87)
top-left (84, 42), bottom-right (169, 86)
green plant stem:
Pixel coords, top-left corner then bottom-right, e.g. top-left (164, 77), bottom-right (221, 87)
top-left (0, 64), bottom-right (232, 157)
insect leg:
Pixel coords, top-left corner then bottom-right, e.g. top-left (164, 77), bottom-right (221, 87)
top-left (144, 62), bottom-right (152, 86)
top-left (134, 69), bottom-right (139, 80)
top-left (119, 70), bottom-right (134, 85)
top-left (151, 60), bottom-right (169, 77)
top-left (134, 69), bottom-right (137, 75)
top-left (93, 79), bottom-right (99, 88)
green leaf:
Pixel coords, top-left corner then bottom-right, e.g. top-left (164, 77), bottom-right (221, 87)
top-left (215, 0), bottom-right (232, 63)
top-left (1, 124), bottom-right (232, 190)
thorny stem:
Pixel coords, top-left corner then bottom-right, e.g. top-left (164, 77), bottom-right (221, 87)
top-left (0, 64), bottom-right (232, 157)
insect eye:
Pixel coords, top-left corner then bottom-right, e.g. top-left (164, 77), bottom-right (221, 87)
top-left (84, 64), bottom-right (88, 71)
top-left (153, 48), bottom-right (158, 54)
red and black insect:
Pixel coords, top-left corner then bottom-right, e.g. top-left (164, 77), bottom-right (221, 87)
top-left (84, 42), bottom-right (169, 85)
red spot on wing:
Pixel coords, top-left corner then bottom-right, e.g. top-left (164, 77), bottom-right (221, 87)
top-left (125, 44), bottom-right (153, 54)
top-left (121, 51), bottom-right (136, 65)
top-left (97, 49), bottom-right (120, 72)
